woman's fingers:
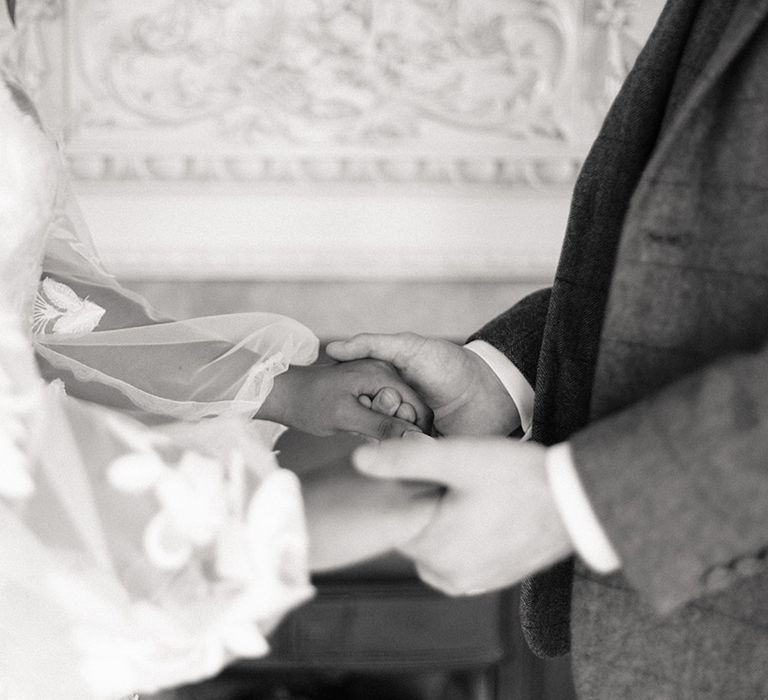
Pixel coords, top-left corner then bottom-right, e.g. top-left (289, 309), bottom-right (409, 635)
top-left (361, 389), bottom-right (420, 428)
top-left (370, 387), bottom-right (402, 416)
top-left (395, 402), bottom-right (417, 423)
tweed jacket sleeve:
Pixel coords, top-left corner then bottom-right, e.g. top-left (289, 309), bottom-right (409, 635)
top-left (566, 1), bottom-right (768, 614)
top-left (569, 342), bottom-right (768, 614)
top-left (466, 288), bottom-right (551, 389)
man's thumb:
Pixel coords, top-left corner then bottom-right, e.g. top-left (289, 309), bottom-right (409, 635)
top-left (324, 338), bottom-right (363, 360)
top-left (326, 333), bottom-right (405, 366)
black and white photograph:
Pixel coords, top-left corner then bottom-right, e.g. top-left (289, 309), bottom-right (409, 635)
top-left (0, 0), bottom-right (766, 698)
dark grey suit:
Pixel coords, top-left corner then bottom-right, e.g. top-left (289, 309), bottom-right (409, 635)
top-left (471, 0), bottom-right (768, 696)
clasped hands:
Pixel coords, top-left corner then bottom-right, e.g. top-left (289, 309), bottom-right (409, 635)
top-left (311, 333), bottom-right (575, 596)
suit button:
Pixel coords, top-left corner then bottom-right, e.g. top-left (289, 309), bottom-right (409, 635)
top-left (703, 566), bottom-right (733, 593)
top-left (734, 557), bottom-right (763, 578)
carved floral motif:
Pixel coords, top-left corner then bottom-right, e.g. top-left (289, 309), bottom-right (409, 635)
top-left (586, 0), bottom-right (641, 115)
top-left (0, 0), bottom-right (61, 96)
top-left (1, 0), bottom-right (646, 185)
top-left (70, 0), bottom-right (575, 147)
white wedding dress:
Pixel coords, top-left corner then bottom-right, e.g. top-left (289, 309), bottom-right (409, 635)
top-left (0, 74), bottom-right (320, 698)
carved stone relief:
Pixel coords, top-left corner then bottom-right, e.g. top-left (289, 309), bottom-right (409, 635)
top-left (1, 0), bottom-right (648, 187)
top-left (0, 0), bottom-right (61, 97)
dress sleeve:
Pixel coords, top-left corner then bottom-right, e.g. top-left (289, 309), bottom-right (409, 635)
top-left (33, 191), bottom-right (319, 421)
top-left (0, 74), bottom-right (313, 699)
top-left (0, 310), bottom-right (312, 699)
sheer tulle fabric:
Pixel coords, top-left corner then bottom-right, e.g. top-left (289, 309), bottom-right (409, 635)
top-left (35, 199), bottom-right (318, 421)
top-left (0, 74), bottom-right (318, 698)
top-left (0, 315), bottom-right (313, 697)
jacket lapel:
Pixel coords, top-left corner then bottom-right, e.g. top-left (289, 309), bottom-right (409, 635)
top-left (641, 0), bottom-right (768, 184)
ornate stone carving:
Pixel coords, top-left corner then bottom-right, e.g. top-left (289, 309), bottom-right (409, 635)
top-left (66, 152), bottom-right (583, 188)
top-left (61, 0), bottom-right (591, 185)
top-left (2, 0), bottom-right (647, 186)
top-left (584, 0), bottom-right (641, 117)
top-left (71, 1), bottom-right (574, 142)
top-left (0, 0), bottom-right (61, 98)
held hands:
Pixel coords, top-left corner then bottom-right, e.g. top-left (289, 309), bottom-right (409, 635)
top-left (266, 331), bottom-right (522, 440)
top-left (258, 359), bottom-right (432, 439)
top-left (302, 461), bottom-right (442, 572)
top-left (308, 333), bottom-right (573, 593)
top-left (275, 335), bottom-right (573, 591)
top-left (327, 333), bottom-right (521, 436)
top-left (354, 436), bottom-right (574, 595)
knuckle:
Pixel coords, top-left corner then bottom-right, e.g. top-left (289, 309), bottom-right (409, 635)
top-left (396, 332), bottom-right (427, 366)
top-left (404, 331), bottom-right (425, 346)
top-left (359, 333), bottom-right (380, 350)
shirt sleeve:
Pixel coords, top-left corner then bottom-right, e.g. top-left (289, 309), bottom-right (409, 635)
top-left (546, 442), bottom-right (622, 573)
top-left (464, 340), bottom-right (534, 439)
top-left (464, 340), bottom-right (621, 573)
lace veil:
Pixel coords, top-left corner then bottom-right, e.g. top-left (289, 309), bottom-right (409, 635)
top-left (35, 180), bottom-right (319, 421)
top-left (0, 72), bottom-right (318, 698)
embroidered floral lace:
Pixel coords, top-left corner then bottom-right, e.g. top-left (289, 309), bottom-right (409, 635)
top-left (0, 73), bottom-right (318, 698)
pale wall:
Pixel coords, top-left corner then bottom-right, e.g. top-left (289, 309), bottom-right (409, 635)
top-left (2, 0), bottom-right (666, 337)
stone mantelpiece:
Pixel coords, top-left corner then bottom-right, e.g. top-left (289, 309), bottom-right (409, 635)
top-left (2, 1), bottom-right (665, 283)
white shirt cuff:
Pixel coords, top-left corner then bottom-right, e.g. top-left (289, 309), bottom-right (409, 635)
top-left (545, 442), bottom-right (621, 574)
top-left (464, 340), bottom-right (534, 439)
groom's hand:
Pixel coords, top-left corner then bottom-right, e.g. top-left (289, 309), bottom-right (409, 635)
top-left (354, 436), bottom-right (573, 595)
top-left (261, 360), bottom-right (432, 439)
top-left (327, 333), bottom-right (520, 436)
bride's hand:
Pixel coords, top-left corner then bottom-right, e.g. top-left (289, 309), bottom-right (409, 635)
top-left (258, 360), bottom-right (433, 439)
top-left (301, 458), bottom-right (442, 572)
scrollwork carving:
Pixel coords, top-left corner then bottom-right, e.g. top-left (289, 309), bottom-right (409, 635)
top-left (584, 0), bottom-right (641, 118)
top-left (0, 0), bottom-right (61, 97)
top-left (70, 0), bottom-right (576, 146)
top-left (3, 0), bottom-right (649, 187)
top-left (66, 152), bottom-right (581, 188)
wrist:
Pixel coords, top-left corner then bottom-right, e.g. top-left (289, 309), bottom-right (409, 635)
top-left (463, 349), bottom-right (522, 435)
top-left (524, 445), bottom-right (575, 568)
top-left (545, 443), bottom-right (621, 573)
top-left (256, 365), bottom-right (305, 426)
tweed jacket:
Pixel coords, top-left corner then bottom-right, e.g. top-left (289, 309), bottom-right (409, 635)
top-left (471, 0), bottom-right (768, 696)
